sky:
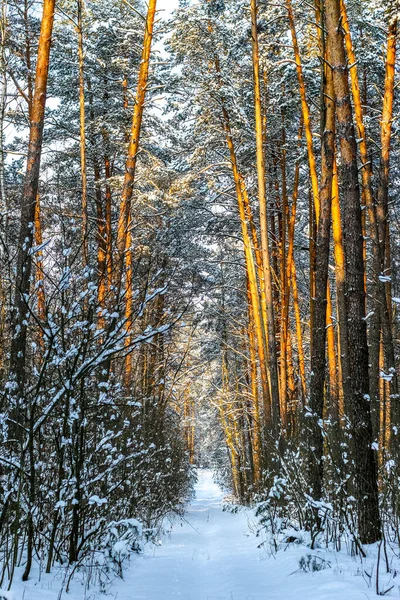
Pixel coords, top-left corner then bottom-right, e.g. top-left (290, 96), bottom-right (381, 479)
top-left (157, 0), bottom-right (180, 17)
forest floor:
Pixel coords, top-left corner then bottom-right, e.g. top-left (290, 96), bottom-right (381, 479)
top-left (4, 470), bottom-right (397, 599)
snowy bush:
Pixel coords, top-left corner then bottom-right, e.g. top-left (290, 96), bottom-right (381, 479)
top-left (299, 554), bottom-right (331, 573)
top-left (103, 518), bottom-right (145, 578)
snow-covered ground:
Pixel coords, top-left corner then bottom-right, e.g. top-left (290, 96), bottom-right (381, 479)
top-left (3, 470), bottom-right (397, 599)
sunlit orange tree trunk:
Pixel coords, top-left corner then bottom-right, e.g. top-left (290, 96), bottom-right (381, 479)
top-left (376, 14), bottom-right (398, 439)
top-left (331, 159), bottom-right (349, 419)
top-left (286, 122), bottom-right (307, 404)
top-left (250, 0), bottom-right (281, 433)
top-left (207, 16), bottom-right (272, 430)
top-left (246, 277), bottom-right (262, 483)
top-left (325, 0), bottom-right (381, 544)
top-left (307, 62), bottom-right (335, 511)
top-left (115, 0), bottom-right (157, 286)
top-left (223, 118), bottom-right (272, 428)
top-left (10, 0), bottom-right (56, 402)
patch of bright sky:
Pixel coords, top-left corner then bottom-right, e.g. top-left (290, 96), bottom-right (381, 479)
top-left (157, 0), bottom-right (180, 17)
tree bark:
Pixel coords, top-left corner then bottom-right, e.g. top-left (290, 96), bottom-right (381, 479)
top-left (115, 0), bottom-right (157, 286)
top-left (247, 276), bottom-right (263, 483)
top-left (250, 0), bottom-right (281, 433)
top-left (77, 0), bottom-right (88, 266)
top-left (34, 195), bottom-right (45, 326)
top-left (376, 15), bottom-right (399, 441)
top-left (325, 0), bottom-right (381, 544)
top-left (308, 60), bottom-right (335, 507)
top-left (10, 0), bottom-right (56, 404)
top-left (341, 0), bottom-right (395, 441)
top-left (331, 158), bottom-right (350, 419)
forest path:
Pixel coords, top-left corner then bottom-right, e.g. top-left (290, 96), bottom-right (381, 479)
top-left (124, 470), bottom-right (270, 600)
top-left (13, 470), bottom-right (381, 599)
top-left (116, 470), bottom-right (370, 600)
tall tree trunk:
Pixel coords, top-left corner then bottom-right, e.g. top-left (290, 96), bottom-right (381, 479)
top-left (325, 0), bottom-right (381, 544)
top-left (34, 196), bottom-right (46, 326)
top-left (376, 14), bottom-right (398, 441)
top-left (10, 0), bottom-right (56, 405)
top-left (115, 0), bottom-right (157, 286)
top-left (331, 158), bottom-right (349, 419)
top-left (326, 286), bottom-right (339, 421)
top-left (279, 124), bottom-right (289, 429)
top-left (315, 0), bottom-right (339, 424)
top-left (341, 0), bottom-right (388, 440)
top-left (307, 60), bottom-right (335, 509)
top-left (77, 0), bottom-right (88, 265)
top-left (287, 0), bottom-right (328, 371)
top-left (208, 25), bottom-right (272, 427)
top-left (224, 121), bottom-right (272, 427)
top-left (247, 277), bottom-right (262, 484)
top-left (286, 0), bottom-right (320, 216)
top-left (286, 121), bottom-right (307, 403)
top-left (250, 0), bottom-right (281, 433)
top-left (124, 215), bottom-right (134, 387)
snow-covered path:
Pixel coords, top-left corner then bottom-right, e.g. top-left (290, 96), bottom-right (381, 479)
top-left (112, 470), bottom-right (379, 600)
top-left (11, 470), bottom-right (386, 599)
top-left (125, 470), bottom-right (271, 600)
